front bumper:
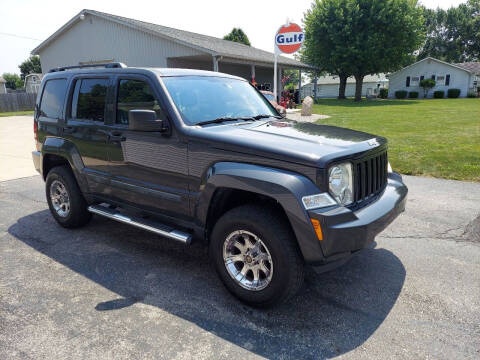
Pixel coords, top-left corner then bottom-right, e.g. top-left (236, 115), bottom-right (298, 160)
top-left (307, 172), bottom-right (407, 264)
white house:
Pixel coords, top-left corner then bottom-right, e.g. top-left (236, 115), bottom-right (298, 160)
top-left (31, 9), bottom-right (312, 100)
top-left (24, 73), bottom-right (43, 93)
top-left (301, 73), bottom-right (388, 99)
top-left (0, 77), bottom-right (6, 94)
top-left (388, 57), bottom-right (479, 98)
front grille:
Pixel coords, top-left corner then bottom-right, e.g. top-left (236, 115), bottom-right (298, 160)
top-left (353, 151), bottom-right (388, 204)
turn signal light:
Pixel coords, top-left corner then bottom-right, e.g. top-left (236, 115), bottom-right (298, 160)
top-left (310, 219), bottom-right (323, 241)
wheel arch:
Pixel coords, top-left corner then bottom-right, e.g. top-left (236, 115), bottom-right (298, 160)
top-left (195, 162), bottom-right (326, 263)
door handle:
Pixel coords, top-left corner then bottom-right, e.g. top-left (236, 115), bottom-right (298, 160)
top-left (63, 126), bottom-right (75, 134)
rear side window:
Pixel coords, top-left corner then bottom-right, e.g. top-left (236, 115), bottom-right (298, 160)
top-left (71, 78), bottom-right (108, 122)
top-left (39, 79), bottom-right (67, 119)
top-left (116, 79), bottom-right (166, 125)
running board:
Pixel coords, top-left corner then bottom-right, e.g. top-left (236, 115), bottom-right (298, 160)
top-left (88, 204), bottom-right (192, 244)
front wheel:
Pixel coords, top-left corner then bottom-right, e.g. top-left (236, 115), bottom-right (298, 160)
top-left (210, 205), bottom-right (304, 307)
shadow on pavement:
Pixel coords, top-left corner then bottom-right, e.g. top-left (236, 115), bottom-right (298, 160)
top-left (8, 210), bottom-right (405, 359)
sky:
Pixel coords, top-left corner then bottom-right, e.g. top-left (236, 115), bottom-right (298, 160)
top-left (0, 0), bottom-right (468, 75)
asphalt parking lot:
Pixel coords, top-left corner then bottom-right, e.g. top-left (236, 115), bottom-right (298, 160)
top-left (1, 117), bottom-right (479, 359)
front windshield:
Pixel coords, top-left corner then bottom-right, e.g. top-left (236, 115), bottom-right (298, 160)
top-left (162, 76), bottom-right (277, 125)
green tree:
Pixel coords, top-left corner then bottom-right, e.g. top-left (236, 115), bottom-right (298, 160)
top-left (18, 55), bottom-right (42, 80)
top-left (419, 0), bottom-right (480, 62)
top-left (2, 73), bottom-right (23, 90)
top-left (302, 0), bottom-right (424, 101)
top-left (420, 78), bottom-right (435, 98)
top-left (223, 28), bottom-right (251, 46)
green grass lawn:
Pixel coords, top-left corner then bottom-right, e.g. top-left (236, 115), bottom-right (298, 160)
top-left (0, 110), bottom-right (34, 117)
top-left (312, 98), bottom-right (480, 182)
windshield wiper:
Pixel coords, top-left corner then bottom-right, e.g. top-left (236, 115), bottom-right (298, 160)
top-left (196, 116), bottom-right (255, 126)
top-left (253, 114), bottom-right (283, 120)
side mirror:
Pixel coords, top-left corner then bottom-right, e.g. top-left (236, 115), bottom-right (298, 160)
top-left (128, 110), bottom-right (166, 132)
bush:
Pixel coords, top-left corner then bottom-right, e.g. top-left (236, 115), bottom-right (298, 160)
top-left (379, 88), bottom-right (388, 99)
top-left (447, 88), bottom-right (461, 98)
top-left (420, 78), bottom-right (436, 97)
top-left (408, 91), bottom-right (419, 98)
top-left (467, 92), bottom-right (477, 98)
top-left (433, 90), bottom-right (444, 99)
top-left (395, 90), bottom-right (408, 99)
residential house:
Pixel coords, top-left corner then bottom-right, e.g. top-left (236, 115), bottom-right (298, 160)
top-left (388, 57), bottom-right (478, 98)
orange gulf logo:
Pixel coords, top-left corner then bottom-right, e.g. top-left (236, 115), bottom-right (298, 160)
top-left (275, 23), bottom-right (304, 54)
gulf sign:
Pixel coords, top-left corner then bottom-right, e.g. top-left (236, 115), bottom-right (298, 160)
top-left (275, 23), bottom-right (304, 54)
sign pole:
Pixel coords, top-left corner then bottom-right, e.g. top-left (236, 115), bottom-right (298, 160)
top-left (273, 50), bottom-right (278, 102)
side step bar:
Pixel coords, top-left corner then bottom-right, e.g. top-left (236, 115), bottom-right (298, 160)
top-left (88, 204), bottom-right (192, 244)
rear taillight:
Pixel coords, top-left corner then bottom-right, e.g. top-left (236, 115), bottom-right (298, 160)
top-left (34, 121), bottom-right (40, 151)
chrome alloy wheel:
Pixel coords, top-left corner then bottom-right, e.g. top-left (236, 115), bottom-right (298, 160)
top-left (49, 180), bottom-right (70, 217)
top-left (223, 230), bottom-right (273, 291)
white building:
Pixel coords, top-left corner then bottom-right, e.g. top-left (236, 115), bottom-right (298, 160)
top-left (301, 74), bottom-right (388, 99)
top-left (31, 9), bottom-right (312, 100)
top-left (24, 73), bottom-right (43, 93)
top-left (388, 57), bottom-right (479, 98)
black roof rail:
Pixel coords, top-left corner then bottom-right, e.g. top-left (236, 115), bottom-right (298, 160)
top-left (48, 62), bottom-right (127, 73)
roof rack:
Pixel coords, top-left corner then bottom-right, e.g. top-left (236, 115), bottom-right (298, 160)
top-left (48, 62), bottom-right (127, 73)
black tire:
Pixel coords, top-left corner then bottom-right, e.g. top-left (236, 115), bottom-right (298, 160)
top-left (209, 204), bottom-right (304, 307)
top-left (45, 165), bottom-right (91, 228)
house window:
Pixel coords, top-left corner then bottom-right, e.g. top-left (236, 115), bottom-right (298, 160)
top-left (411, 76), bottom-right (420, 86)
top-left (436, 75), bottom-right (445, 85)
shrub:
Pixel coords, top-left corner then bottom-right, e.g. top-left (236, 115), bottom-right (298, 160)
top-left (420, 78), bottom-right (436, 97)
top-left (379, 88), bottom-right (388, 99)
top-left (395, 90), bottom-right (408, 99)
top-left (447, 88), bottom-right (461, 98)
top-left (433, 90), bottom-right (444, 98)
top-left (467, 92), bottom-right (477, 98)
top-left (408, 91), bottom-right (419, 98)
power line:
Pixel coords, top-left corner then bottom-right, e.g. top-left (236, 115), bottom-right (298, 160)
top-left (0, 32), bottom-right (42, 41)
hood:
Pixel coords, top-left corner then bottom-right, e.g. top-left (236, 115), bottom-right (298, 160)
top-left (187, 120), bottom-right (387, 168)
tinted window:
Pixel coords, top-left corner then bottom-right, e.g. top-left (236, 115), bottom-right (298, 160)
top-left (162, 76), bottom-right (276, 125)
top-left (116, 79), bottom-right (165, 125)
top-left (39, 79), bottom-right (67, 119)
top-left (72, 78), bottom-right (107, 122)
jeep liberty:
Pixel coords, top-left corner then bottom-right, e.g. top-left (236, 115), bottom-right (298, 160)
top-left (32, 63), bottom-right (407, 307)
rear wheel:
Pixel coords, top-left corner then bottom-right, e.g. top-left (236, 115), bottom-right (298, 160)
top-left (45, 165), bottom-right (91, 228)
top-left (210, 204), bottom-right (304, 307)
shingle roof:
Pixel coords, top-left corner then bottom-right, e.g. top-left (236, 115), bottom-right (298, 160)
top-left (32, 9), bottom-right (314, 70)
top-left (455, 62), bottom-right (480, 74)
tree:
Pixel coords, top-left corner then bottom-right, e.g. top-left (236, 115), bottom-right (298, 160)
top-left (302, 0), bottom-right (424, 101)
top-left (223, 28), bottom-right (251, 46)
top-left (2, 73), bottom-right (23, 90)
top-left (420, 78), bottom-right (435, 98)
top-left (19, 55), bottom-right (42, 80)
top-left (418, 0), bottom-right (480, 62)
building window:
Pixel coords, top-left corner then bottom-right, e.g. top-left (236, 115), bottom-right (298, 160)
top-left (411, 76), bottom-right (420, 86)
top-left (436, 75), bottom-right (445, 85)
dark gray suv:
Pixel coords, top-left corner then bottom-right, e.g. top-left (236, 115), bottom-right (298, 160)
top-left (32, 63), bottom-right (407, 307)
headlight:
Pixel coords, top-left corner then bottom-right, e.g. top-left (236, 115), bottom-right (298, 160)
top-left (302, 193), bottom-right (337, 210)
top-left (387, 162), bottom-right (393, 173)
top-left (329, 162), bottom-right (353, 205)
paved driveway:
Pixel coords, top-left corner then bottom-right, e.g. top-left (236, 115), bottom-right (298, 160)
top-left (0, 116), bottom-right (37, 181)
top-left (0, 174), bottom-right (479, 359)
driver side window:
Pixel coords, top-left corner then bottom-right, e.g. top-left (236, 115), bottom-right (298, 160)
top-left (116, 79), bottom-right (166, 125)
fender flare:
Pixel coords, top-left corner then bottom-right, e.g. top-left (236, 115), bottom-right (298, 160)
top-left (42, 137), bottom-right (89, 194)
top-left (195, 162), bottom-right (326, 263)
